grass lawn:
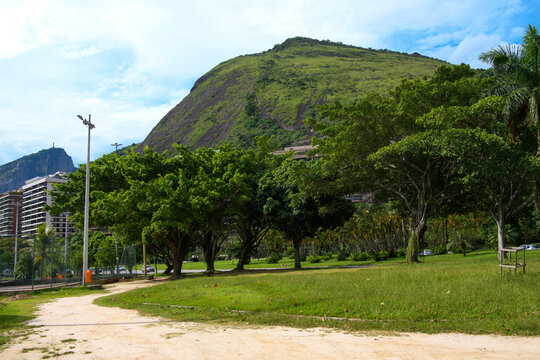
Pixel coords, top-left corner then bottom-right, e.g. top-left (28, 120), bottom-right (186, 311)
top-left (0, 287), bottom-right (105, 348)
top-left (141, 255), bottom-right (386, 272)
top-left (98, 250), bottom-right (540, 336)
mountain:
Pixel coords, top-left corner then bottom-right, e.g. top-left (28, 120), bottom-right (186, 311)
top-left (140, 37), bottom-right (447, 153)
top-left (0, 148), bottom-right (76, 193)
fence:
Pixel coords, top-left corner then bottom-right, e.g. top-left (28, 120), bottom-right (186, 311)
top-left (0, 235), bottom-right (137, 286)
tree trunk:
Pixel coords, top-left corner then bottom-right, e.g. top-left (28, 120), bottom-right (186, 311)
top-left (535, 127), bottom-right (540, 213)
top-left (163, 263), bottom-right (173, 275)
top-left (496, 217), bottom-right (506, 261)
top-left (201, 233), bottom-right (216, 273)
top-left (236, 238), bottom-right (254, 270)
top-left (170, 235), bottom-right (190, 279)
top-left (293, 240), bottom-right (302, 269)
top-left (171, 247), bottom-right (184, 279)
top-left (406, 221), bottom-right (426, 263)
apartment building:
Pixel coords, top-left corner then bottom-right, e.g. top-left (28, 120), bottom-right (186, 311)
top-left (0, 190), bottom-right (23, 238)
top-left (20, 172), bottom-right (76, 238)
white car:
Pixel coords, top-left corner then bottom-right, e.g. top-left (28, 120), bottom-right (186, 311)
top-left (419, 249), bottom-right (433, 256)
top-left (519, 244), bottom-right (540, 250)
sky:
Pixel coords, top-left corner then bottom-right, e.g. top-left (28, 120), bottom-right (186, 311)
top-left (0, 0), bottom-right (538, 166)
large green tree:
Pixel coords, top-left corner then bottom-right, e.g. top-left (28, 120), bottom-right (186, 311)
top-left (419, 95), bottom-right (540, 258)
top-left (264, 159), bottom-right (354, 268)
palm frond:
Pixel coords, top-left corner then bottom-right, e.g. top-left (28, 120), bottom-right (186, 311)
top-left (479, 44), bottom-right (522, 66)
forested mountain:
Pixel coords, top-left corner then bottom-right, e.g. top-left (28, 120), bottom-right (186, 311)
top-left (139, 37), bottom-right (447, 153)
top-left (0, 148), bottom-right (76, 193)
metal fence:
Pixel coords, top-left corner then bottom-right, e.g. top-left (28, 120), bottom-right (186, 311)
top-left (0, 236), bottom-right (137, 287)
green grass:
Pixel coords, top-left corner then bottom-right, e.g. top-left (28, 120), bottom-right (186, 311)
top-left (0, 286), bottom-right (105, 347)
top-left (98, 250), bottom-right (540, 335)
top-left (142, 255), bottom-right (389, 272)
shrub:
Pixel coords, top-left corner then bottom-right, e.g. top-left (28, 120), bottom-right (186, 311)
top-left (266, 253), bottom-right (283, 264)
top-left (285, 247), bottom-right (295, 259)
top-left (14, 250), bottom-right (33, 280)
top-left (433, 244), bottom-right (447, 255)
top-left (371, 250), bottom-right (389, 262)
top-left (307, 254), bottom-right (321, 263)
top-left (336, 252), bottom-right (349, 261)
top-left (396, 248), bottom-right (406, 257)
top-left (351, 252), bottom-right (369, 261)
top-left (322, 252), bottom-right (333, 261)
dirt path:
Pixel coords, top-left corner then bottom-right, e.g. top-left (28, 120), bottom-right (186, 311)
top-left (2, 280), bottom-right (539, 359)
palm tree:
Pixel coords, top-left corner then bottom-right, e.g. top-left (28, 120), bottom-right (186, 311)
top-left (479, 24), bottom-right (540, 210)
top-left (34, 223), bottom-right (57, 280)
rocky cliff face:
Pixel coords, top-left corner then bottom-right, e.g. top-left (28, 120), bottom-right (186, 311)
top-left (0, 148), bottom-right (76, 193)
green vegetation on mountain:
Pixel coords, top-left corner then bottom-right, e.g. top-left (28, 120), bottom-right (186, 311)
top-left (140, 37), bottom-right (446, 152)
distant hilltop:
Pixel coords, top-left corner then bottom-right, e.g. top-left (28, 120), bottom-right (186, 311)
top-left (139, 36), bottom-right (446, 153)
top-left (0, 147), bottom-right (76, 193)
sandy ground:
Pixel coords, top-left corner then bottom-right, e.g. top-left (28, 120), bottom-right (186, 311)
top-left (2, 280), bottom-right (539, 360)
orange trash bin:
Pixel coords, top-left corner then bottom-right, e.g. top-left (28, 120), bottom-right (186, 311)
top-left (85, 269), bottom-right (93, 284)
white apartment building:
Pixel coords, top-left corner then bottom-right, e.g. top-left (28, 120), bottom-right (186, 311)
top-left (20, 172), bottom-right (76, 238)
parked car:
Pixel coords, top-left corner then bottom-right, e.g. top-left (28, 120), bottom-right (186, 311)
top-left (419, 249), bottom-right (433, 256)
top-left (518, 244), bottom-right (540, 250)
top-left (117, 265), bottom-right (126, 272)
top-left (1, 269), bottom-right (12, 277)
top-left (142, 265), bottom-right (155, 273)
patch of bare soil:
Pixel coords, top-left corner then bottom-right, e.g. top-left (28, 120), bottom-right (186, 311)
top-left (2, 280), bottom-right (539, 359)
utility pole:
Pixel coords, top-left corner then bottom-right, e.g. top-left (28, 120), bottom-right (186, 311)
top-left (77, 114), bottom-right (95, 286)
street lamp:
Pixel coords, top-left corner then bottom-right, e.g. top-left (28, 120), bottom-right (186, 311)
top-left (77, 114), bottom-right (95, 286)
top-left (110, 142), bottom-right (122, 275)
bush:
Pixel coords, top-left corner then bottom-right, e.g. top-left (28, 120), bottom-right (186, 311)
top-left (396, 248), bottom-right (406, 257)
top-left (351, 252), bottom-right (369, 261)
top-left (307, 254), bottom-right (321, 263)
top-left (371, 250), bottom-right (389, 262)
top-left (336, 252), bottom-right (349, 261)
top-left (266, 253), bottom-right (283, 264)
top-left (14, 250), bottom-right (33, 280)
top-left (433, 244), bottom-right (447, 255)
top-left (322, 252), bottom-right (333, 261)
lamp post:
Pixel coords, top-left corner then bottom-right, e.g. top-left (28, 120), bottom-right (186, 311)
top-left (77, 114), bottom-right (95, 286)
top-left (110, 142), bottom-right (122, 275)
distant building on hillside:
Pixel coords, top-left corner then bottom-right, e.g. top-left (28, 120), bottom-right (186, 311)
top-left (20, 172), bottom-right (76, 238)
top-left (0, 190), bottom-right (23, 238)
top-left (273, 145), bottom-right (320, 160)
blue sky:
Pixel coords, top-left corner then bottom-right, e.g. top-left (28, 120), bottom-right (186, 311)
top-left (0, 0), bottom-right (538, 166)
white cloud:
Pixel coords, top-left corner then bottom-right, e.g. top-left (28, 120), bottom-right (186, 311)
top-left (426, 33), bottom-right (503, 68)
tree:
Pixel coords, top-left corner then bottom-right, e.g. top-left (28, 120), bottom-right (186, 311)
top-left (233, 138), bottom-right (283, 270)
top-left (309, 64), bottom-right (495, 197)
top-left (191, 146), bottom-right (250, 273)
top-left (367, 129), bottom-right (475, 262)
top-left (264, 159), bottom-right (354, 268)
top-left (33, 223), bottom-right (58, 280)
top-left (420, 96), bottom-right (540, 258)
top-left (479, 24), bottom-right (540, 210)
